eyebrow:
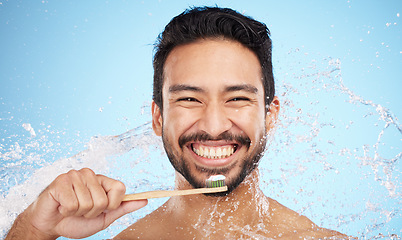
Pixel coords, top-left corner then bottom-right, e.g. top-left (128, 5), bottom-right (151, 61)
top-left (168, 83), bottom-right (258, 94)
top-left (169, 84), bottom-right (205, 93)
top-left (224, 84), bottom-right (258, 94)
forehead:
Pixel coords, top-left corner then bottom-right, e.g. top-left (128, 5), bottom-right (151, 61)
top-left (163, 39), bottom-right (263, 92)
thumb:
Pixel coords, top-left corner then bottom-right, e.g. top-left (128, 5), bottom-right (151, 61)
top-left (104, 200), bottom-right (148, 226)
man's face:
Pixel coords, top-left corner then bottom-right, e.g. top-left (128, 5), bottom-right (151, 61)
top-left (152, 39), bottom-right (275, 193)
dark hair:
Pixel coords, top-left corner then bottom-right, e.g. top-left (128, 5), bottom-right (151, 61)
top-left (153, 6), bottom-right (274, 111)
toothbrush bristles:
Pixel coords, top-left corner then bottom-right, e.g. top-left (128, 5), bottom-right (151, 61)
top-left (206, 175), bottom-right (226, 188)
top-left (206, 179), bottom-right (225, 188)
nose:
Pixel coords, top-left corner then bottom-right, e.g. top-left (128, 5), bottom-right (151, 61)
top-left (197, 104), bottom-right (232, 137)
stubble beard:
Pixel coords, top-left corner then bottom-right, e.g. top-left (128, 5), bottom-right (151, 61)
top-left (162, 130), bottom-right (267, 196)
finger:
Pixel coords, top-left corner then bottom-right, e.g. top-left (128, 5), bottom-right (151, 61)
top-left (97, 174), bottom-right (126, 210)
top-left (50, 172), bottom-right (81, 217)
top-left (80, 169), bottom-right (109, 218)
top-left (103, 200), bottom-right (148, 228)
top-left (68, 169), bottom-right (94, 217)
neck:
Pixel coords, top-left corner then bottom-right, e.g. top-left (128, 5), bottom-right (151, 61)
top-left (165, 169), bottom-right (270, 236)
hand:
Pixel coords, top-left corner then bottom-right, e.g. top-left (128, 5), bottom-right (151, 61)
top-left (21, 168), bottom-right (147, 239)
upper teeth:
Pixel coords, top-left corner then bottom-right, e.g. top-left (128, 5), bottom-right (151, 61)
top-left (193, 145), bottom-right (235, 159)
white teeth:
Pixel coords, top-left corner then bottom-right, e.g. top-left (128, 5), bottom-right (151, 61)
top-left (192, 145), bottom-right (235, 159)
top-left (199, 147), bottom-right (204, 156)
top-left (222, 148), bottom-right (227, 156)
top-left (216, 148), bottom-right (222, 157)
top-left (210, 148), bottom-right (216, 157)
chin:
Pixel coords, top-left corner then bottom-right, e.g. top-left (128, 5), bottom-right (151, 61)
top-left (203, 191), bottom-right (230, 197)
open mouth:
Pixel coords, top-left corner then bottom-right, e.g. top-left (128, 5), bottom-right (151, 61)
top-left (191, 143), bottom-right (238, 159)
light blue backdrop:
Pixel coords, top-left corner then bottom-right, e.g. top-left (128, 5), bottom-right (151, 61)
top-left (1, 0), bottom-right (401, 239)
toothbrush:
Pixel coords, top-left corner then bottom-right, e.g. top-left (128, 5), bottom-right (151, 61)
top-left (122, 175), bottom-right (227, 201)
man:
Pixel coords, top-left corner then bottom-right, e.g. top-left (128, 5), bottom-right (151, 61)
top-left (6, 7), bottom-right (349, 239)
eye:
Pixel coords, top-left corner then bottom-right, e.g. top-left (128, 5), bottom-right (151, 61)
top-left (228, 97), bottom-right (251, 102)
top-left (177, 97), bottom-right (201, 103)
top-left (226, 96), bottom-right (254, 108)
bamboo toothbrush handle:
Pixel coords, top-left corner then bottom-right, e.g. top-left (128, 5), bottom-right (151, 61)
top-left (123, 186), bottom-right (228, 201)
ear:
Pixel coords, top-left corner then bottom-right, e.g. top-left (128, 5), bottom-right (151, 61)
top-left (152, 101), bottom-right (163, 136)
top-left (265, 96), bottom-right (280, 132)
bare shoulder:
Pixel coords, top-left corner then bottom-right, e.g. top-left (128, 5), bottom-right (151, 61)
top-left (268, 198), bottom-right (354, 239)
top-left (114, 209), bottom-right (164, 239)
top-left (114, 203), bottom-right (178, 240)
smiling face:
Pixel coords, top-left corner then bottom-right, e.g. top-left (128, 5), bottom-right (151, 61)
top-left (152, 39), bottom-right (277, 193)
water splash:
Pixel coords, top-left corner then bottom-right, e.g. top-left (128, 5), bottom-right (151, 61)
top-left (263, 55), bottom-right (401, 239)
top-left (0, 122), bottom-right (164, 238)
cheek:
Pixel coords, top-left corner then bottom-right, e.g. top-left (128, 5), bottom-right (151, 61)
top-left (163, 108), bottom-right (200, 141)
top-left (229, 108), bottom-right (266, 139)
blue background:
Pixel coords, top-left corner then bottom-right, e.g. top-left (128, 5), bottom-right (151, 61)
top-left (1, 0), bottom-right (401, 239)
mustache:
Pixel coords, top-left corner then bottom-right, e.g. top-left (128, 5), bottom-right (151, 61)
top-left (178, 131), bottom-right (251, 148)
